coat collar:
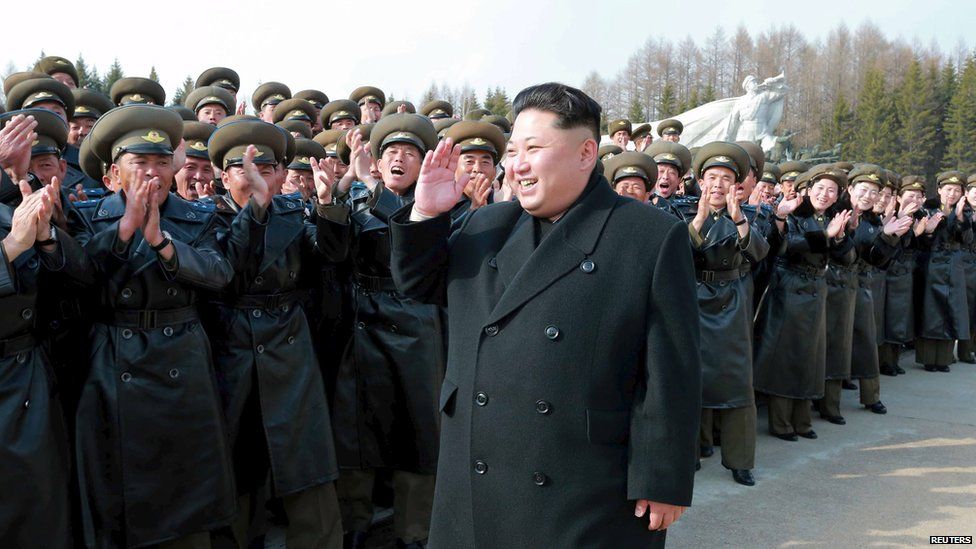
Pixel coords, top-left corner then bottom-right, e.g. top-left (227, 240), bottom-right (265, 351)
top-left (258, 195), bottom-right (306, 273)
top-left (486, 169), bottom-right (617, 326)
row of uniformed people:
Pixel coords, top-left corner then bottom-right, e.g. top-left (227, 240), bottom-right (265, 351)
top-left (598, 139), bottom-right (975, 490)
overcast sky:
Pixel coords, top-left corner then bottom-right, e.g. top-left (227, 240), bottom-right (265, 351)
top-left (5, 0), bottom-right (973, 110)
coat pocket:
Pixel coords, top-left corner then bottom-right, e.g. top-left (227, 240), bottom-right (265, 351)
top-left (439, 379), bottom-right (459, 417)
top-left (586, 409), bottom-right (631, 445)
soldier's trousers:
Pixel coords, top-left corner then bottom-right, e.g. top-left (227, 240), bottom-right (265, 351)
top-left (700, 406), bottom-right (756, 469)
top-left (221, 482), bottom-right (342, 549)
top-left (858, 376), bottom-right (880, 405)
top-left (915, 337), bottom-right (955, 366)
top-left (956, 328), bottom-right (976, 359)
top-left (337, 468), bottom-right (435, 544)
top-left (767, 396), bottom-right (813, 436)
top-left (878, 343), bottom-right (900, 369)
top-left (821, 380), bottom-right (845, 418)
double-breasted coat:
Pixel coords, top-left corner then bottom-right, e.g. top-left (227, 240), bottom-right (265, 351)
top-left (203, 194), bottom-right (348, 496)
top-left (689, 211), bottom-right (769, 408)
top-left (850, 213), bottom-right (900, 379)
top-left (754, 207), bottom-right (856, 399)
top-left (0, 204), bottom-right (90, 549)
top-left (915, 202), bottom-right (972, 341)
top-left (69, 192), bottom-right (238, 548)
top-left (390, 173), bottom-right (702, 548)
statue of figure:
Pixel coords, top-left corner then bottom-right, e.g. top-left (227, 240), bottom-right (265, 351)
top-left (722, 73), bottom-right (788, 151)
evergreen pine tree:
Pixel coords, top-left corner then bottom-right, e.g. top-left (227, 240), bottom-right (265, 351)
top-left (103, 58), bottom-right (125, 93)
top-left (170, 76), bottom-right (195, 106)
top-left (821, 93), bottom-right (854, 158)
top-left (895, 58), bottom-right (938, 175)
top-left (75, 54), bottom-right (96, 89)
top-left (853, 67), bottom-right (899, 166)
top-left (658, 82), bottom-right (677, 118)
top-left (484, 87), bottom-right (511, 117)
top-left (148, 66), bottom-right (160, 82)
top-left (627, 96), bottom-right (645, 122)
top-left (944, 55), bottom-right (976, 172)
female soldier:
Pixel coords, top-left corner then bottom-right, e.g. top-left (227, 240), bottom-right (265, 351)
top-left (687, 142), bottom-right (769, 486)
top-left (955, 174), bottom-right (976, 363)
top-left (754, 164), bottom-right (854, 441)
top-left (915, 171), bottom-right (972, 372)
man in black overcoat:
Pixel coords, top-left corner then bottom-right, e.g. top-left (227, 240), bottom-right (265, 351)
top-left (390, 82), bottom-right (701, 548)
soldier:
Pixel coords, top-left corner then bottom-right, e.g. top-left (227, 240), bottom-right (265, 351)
top-left (597, 143), bottom-right (622, 163)
top-left (879, 176), bottom-right (929, 375)
top-left (323, 113), bottom-right (444, 548)
top-left (462, 108), bottom-right (491, 121)
top-left (482, 114), bottom-right (512, 137)
top-left (688, 142), bottom-right (769, 487)
top-left (603, 151), bottom-right (657, 203)
top-left (915, 171), bottom-right (972, 372)
top-left (282, 138), bottom-right (328, 198)
top-left (314, 128), bottom-right (349, 184)
top-left (657, 118), bottom-right (683, 143)
top-left (34, 55), bottom-right (80, 88)
top-left (320, 99), bottom-right (362, 131)
top-left (295, 89), bottom-right (330, 133)
top-left (433, 117), bottom-right (459, 138)
top-left (68, 88), bottom-right (114, 146)
top-left (6, 76), bottom-right (75, 122)
top-left (174, 121), bottom-right (216, 201)
top-left (389, 82), bottom-right (700, 547)
top-left (109, 77), bottom-right (166, 106)
top-left (184, 85), bottom-right (236, 126)
top-left (778, 160), bottom-right (809, 202)
top-left (203, 119), bottom-right (348, 548)
top-left (382, 100), bottom-right (416, 118)
top-left (350, 85), bottom-right (385, 124)
top-left (443, 120), bottom-right (507, 210)
top-left (70, 105), bottom-right (238, 547)
top-left (608, 118), bottom-right (631, 149)
top-left (644, 140), bottom-right (692, 217)
top-left (757, 164), bottom-right (780, 206)
top-left (278, 119), bottom-right (314, 139)
top-left (252, 82), bottom-right (292, 123)
top-left (957, 174), bottom-right (976, 364)
top-left (627, 123), bottom-right (649, 152)
top-left (754, 164), bottom-right (855, 441)
top-left (420, 99), bottom-right (453, 120)
top-left (0, 174), bottom-right (90, 549)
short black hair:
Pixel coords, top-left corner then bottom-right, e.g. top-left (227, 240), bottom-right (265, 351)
top-left (512, 82), bottom-right (601, 142)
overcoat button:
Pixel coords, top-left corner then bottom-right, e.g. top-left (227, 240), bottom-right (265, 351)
top-left (474, 460), bottom-right (488, 474)
top-left (16, 353), bottom-right (27, 364)
top-left (533, 472), bottom-right (547, 486)
top-left (282, 304), bottom-right (290, 313)
top-left (256, 344), bottom-right (265, 354)
top-left (98, 209), bottom-right (108, 216)
top-left (475, 392), bottom-right (489, 406)
top-left (186, 211), bottom-right (197, 219)
top-left (286, 202), bottom-right (296, 209)
top-left (812, 292), bottom-right (818, 297)
top-left (163, 327), bottom-right (174, 336)
top-left (50, 320), bottom-right (60, 330)
top-left (488, 257), bottom-right (498, 269)
top-left (389, 324), bottom-right (398, 333)
top-left (27, 258), bottom-right (38, 269)
top-left (580, 260), bottom-right (595, 273)
top-left (121, 372), bottom-right (132, 382)
top-left (169, 368), bottom-right (179, 378)
top-left (721, 305), bottom-right (727, 311)
top-left (485, 325), bottom-right (499, 337)
top-left (23, 400), bottom-right (30, 409)
top-left (722, 259), bottom-right (729, 265)
top-left (289, 271), bottom-right (297, 279)
top-left (252, 309), bottom-right (262, 318)
top-left (166, 287), bottom-right (178, 296)
top-left (545, 325), bottom-right (559, 340)
top-left (357, 321), bottom-right (366, 330)
top-left (121, 288), bottom-right (133, 299)
top-left (121, 329), bottom-right (133, 339)
top-left (255, 276), bottom-right (264, 285)
top-left (21, 308), bottom-right (33, 320)
top-left (535, 400), bottom-right (551, 414)
top-left (287, 336), bottom-right (295, 344)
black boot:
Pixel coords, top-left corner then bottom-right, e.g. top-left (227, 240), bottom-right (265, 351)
top-left (865, 401), bottom-right (888, 414)
top-left (880, 364), bottom-right (898, 376)
top-left (894, 364), bottom-right (906, 374)
top-left (731, 469), bottom-right (755, 486)
top-left (842, 380), bottom-right (858, 390)
top-left (700, 445), bottom-right (714, 458)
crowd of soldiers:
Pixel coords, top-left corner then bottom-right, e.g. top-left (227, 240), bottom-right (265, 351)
top-left (0, 55), bottom-right (971, 548)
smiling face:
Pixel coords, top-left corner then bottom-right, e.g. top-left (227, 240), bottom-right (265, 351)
top-left (112, 152), bottom-right (175, 203)
top-left (735, 168), bottom-right (756, 202)
top-left (899, 189), bottom-right (925, 210)
top-left (30, 153), bottom-right (67, 186)
top-left (701, 166), bottom-right (736, 209)
top-left (613, 176), bottom-right (649, 202)
top-left (506, 109), bottom-right (597, 221)
top-left (808, 178), bottom-right (840, 213)
top-left (175, 157), bottom-right (215, 200)
top-left (611, 130), bottom-right (630, 149)
top-left (456, 150), bottom-right (497, 182)
top-left (222, 162), bottom-right (276, 207)
top-left (654, 163), bottom-right (680, 198)
top-left (378, 142), bottom-right (422, 195)
top-left (850, 181), bottom-right (881, 211)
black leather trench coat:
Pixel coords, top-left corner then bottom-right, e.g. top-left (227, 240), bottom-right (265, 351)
top-left (203, 194), bottom-right (348, 497)
top-left (690, 212), bottom-right (769, 408)
top-left (328, 184), bottom-right (450, 474)
top-left (754, 209), bottom-right (855, 399)
top-left (0, 203), bottom-right (90, 549)
top-left (850, 214), bottom-right (899, 379)
top-left (915, 205), bottom-right (972, 340)
top-left (390, 174), bottom-right (701, 549)
top-left (69, 192), bottom-right (238, 548)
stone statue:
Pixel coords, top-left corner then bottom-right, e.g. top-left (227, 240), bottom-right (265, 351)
top-left (722, 73), bottom-right (788, 152)
top-left (609, 72), bottom-right (791, 154)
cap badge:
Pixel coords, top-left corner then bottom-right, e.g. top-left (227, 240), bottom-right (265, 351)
top-left (662, 153), bottom-right (676, 160)
top-left (949, 176), bottom-right (960, 183)
top-left (470, 138), bottom-right (487, 146)
top-left (271, 94), bottom-right (285, 101)
top-left (713, 155), bottom-right (731, 163)
top-left (189, 141), bottom-right (207, 151)
top-left (867, 173), bottom-right (879, 181)
top-left (288, 110), bottom-right (306, 118)
top-left (31, 140), bottom-right (39, 146)
top-left (75, 106), bottom-right (90, 113)
top-left (35, 92), bottom-right (54, 99)
top-left (297, 156), bottom-right (310, 164)
top-left (55, 59), bottom-right (69, 65)
top-left (623, 167), bottom-right (638, 173)
top-left (141, 130), bottom-right (166, 144)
